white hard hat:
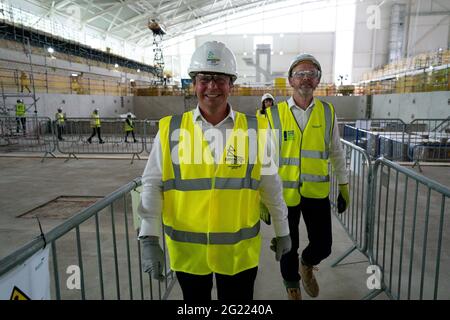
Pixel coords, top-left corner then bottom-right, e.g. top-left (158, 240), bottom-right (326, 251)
top-left (188, 41), bottom-right (238, 82)
top-left (261, 93), bottom-right (275, 103)
top-left (95, 108), bottom-right (99, 111)
top-left (288, 53), bottom-right (322, 80)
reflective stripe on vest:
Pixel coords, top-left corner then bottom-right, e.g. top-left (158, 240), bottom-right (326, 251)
top-left (164, 221), bottom-right (260, 245)
top-left (160, 111), bottom-right (266, 275)
top-left (165, 114), bottom-right (260, 191)
top-left (267, 99), bottom-right (334, 203)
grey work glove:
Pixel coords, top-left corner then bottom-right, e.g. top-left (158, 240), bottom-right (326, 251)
top-left (141, 236), bottom-right (165, 280)
top-left (260, 202), bottom-right (271, 225)
top-left (270, 235), bottom-right (292, 261)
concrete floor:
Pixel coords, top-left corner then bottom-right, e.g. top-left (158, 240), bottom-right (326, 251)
top-left (0, 154), bottom-right (448, 300)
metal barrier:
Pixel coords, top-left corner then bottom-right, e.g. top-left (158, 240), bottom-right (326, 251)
top-left (0, 115), bottom-right (56, 161)
top-left (144, 120), bottom-right (159, 154)
top-left (330, 139), bottom-right (373, 266)
top-left (54, 118), bottom-right (146, 162)
top-left (341, 118), bottom-right (450, 164)
top-left (365, 157), bottom-right (450, 299)
top-left (407, 118), bottom-right (450, 170)
top-left (0, 178), bottom-right (176, 300)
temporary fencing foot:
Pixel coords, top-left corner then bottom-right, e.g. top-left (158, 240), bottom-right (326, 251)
top-left (330, 245), bottom-right (358, 267)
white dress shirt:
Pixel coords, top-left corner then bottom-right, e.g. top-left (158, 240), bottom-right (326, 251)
top-left (138, 104), bottom-right (289, 239)
top-left (287, 97), bottom-right (349, 185)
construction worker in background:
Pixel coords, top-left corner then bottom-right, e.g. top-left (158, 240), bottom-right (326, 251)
top-left (257, 93), bottom-right (275, 117)
top-left (265, 53), bottom-right (350, 300)
top-left (124, 114), bottom-right (138, 143)
top-left (15, 99), bottom-right (26, 134)
top-left (19, 71), bottom-right (31, 93)
top-left (87, 108), bottom-right (104, 144)
top-left (55, 107), bottom-right (66, 141)
top-left (137, 40), bottom-right (291, 301)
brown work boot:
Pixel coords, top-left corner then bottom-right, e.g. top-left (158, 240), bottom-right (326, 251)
top-left (286, 287), bottom-right (302, 300)
top-left (299, 261), bottom-right (319, 297)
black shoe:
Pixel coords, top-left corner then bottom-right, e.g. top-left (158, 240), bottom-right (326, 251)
top-left (87, 138), bottom-right (92, 144)
top-left (134, 139), bottom-right (138, 143)
top-left (99, 140), bottom-right (105, 144)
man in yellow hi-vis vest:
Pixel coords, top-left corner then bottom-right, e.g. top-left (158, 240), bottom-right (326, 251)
top-left (55, 107), bottom-right (66, 141)
top-left (266, 54), bottom-right (350, 300)
top-left (15, 99), bottom-right (26, 134)
top-left (137, 41), bottom-right (291, 301)
top-left (87, 108), bottom-right (104, 144)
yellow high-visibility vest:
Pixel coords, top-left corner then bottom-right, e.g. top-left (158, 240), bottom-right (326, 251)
top-left (16, 103), bottom-right (26, 116)
top-left (90, 113), bottom-right (100, 127)
top-left (159, 110), bottom-right (268, 275)
top-left (124, 119), bottom-right (133, 132)
top-left (56, 112), bottom-right (65, 124)
top-left (266, 99), bottom-right (335, 205)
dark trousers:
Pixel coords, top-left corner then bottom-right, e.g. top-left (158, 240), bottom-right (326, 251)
top-left (16, 117), bottom-right (26, 133)
top-left (89, 127), bottom-right (102, 141)
top-left (176, 267), bottom-right (258, 301)
top-left (125, 130), bottom-right (136, 141)
top-left (57, 125), bottom-right (64, 140)
top-left (280, 196), bottom-right (332, 283)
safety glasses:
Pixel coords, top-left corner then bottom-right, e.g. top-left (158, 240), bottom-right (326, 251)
top-left (291, 70), bottom-right (320, 79)
top-left (195, 73), bottom-right (231, 85)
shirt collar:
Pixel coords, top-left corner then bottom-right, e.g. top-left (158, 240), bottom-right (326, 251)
top-left (288, 96), bottom-right (315, 111)
top-left (193, 103), bottom-right (235, 125)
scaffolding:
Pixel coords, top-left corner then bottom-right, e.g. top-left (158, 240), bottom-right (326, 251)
top-left (148, 19), bottom-right (165, 83)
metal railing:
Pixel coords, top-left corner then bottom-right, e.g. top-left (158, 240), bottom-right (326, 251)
top-left (341, 118), bottom-right (450, 163)
top-left (0, 116), bottom-right (161, 162)
top-left (329, 141), bottom-right (450, 300)
top-left (365, 157), bottom-right (450, 300)
top-left (0, 115), bottom-right (56, 160)
top-left (0, 178), bottom-right (176, 300)
top-left (330, 139), bottom-right (373, 266)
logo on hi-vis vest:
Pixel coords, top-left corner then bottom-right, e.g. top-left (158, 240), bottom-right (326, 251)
top-left (226, 145), bottom-right (244, 168)
top-left (283, 130), bottom-right (295, 141)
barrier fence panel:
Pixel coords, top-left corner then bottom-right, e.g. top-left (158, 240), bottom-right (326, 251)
top-left (55, 118), bottom-right (145, 160)
top-left (0, 178), bottom-right (176, 300)
top-left (341, 119), bottom-right (408, 161)
top-left (330, 139), bottom-right (373, 266)
top-left (366, 157), bottom-right (450, 299)
top-left (0, 115), bottom-right (56, 159)
top-left (407, 118), bottom-right (450, 164)
top-left (144, 119), bottom-right (159, 154)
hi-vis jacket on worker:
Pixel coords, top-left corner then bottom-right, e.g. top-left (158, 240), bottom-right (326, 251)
top-left (266, 98), bottom-right (335, 205)
top-left (15, 100), bottom-right (26, 117)
top-left (265, 57), bottom-right (348, 205)
top-left (90, 109), bottom-right (101, 127)
top-left (137, 41), bottom-right (290, 280)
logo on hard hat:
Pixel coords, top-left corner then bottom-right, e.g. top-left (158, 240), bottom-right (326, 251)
top-left (206, 51), bottom-right (220, 65)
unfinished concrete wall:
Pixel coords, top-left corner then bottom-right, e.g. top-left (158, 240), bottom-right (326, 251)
top-left (372, 91), bottom-right (450, 122)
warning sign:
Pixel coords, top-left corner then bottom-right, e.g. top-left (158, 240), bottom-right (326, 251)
top-left (0, 247), bottom-right (50, 300)
top-left (10, 286), bottom-right (31, 300)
